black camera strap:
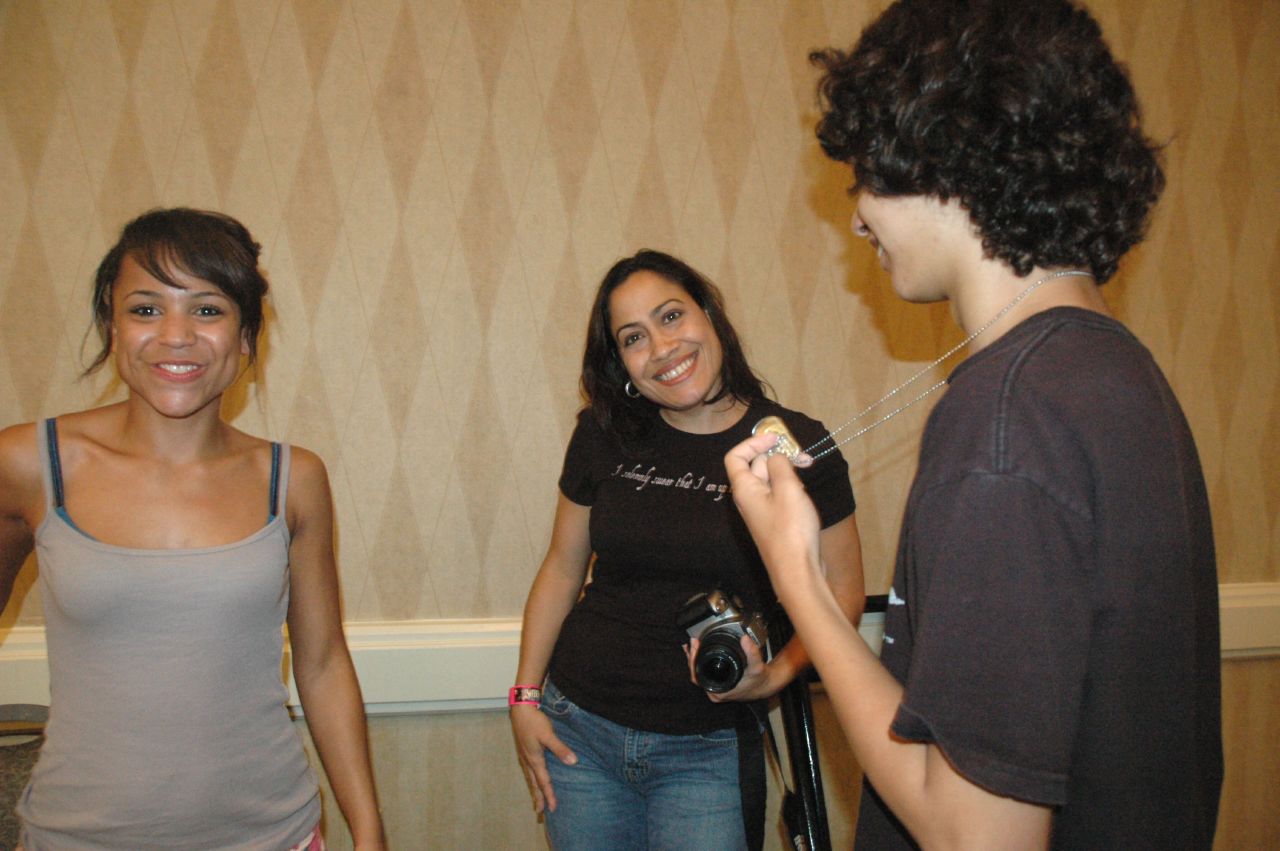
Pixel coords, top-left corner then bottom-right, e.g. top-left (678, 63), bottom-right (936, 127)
top-left (757, 604), bottom-right (833, 851)
top-left (749, 702), bottom-right (813, 851)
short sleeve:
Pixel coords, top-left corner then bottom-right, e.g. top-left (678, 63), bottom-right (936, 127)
top-left (557, 412), bottom-right (599, 507)
top-left (793, 418), bottom-right (855, 529)
top-left (892, 472), bottom-right (1093, 806)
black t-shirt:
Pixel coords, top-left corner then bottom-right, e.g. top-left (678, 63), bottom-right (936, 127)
top-left (856, 308), bottom-right (1222, 850)
top-left (549, 401), bottom-right (855, 735)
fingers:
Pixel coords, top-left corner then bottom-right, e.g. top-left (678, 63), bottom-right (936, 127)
top-left (764, 450), bottom-right (805, 489)
top-left (536, 732), bottom-right (577, 813)
top-left (739, 633), bottom-right (767, 667)
top-left (520, 737), bottom-right (575, 814)
top-left (726, 434), bottom-right (812, 501)
top-left (524, 751), bottom-right (553, 813)
top-left (725, 432), bottom-right (781, 480)
top-left (545, 732), bottom-right (578, 767)
top-left (513, 710), bottom-right (577, 814)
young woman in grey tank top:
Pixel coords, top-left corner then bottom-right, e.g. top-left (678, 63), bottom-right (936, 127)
top-left (0, 209), bottom-right (385, 851)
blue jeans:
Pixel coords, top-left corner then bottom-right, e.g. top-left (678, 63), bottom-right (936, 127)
top-left (541, 679), bottom-right (759, 851)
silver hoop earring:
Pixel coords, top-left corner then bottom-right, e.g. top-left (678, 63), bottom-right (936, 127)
top-left (624, 380), bottom-right (641, 399)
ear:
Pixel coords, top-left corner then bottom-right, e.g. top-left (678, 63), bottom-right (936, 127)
top-left (241, 328), bottom-right (251, 357)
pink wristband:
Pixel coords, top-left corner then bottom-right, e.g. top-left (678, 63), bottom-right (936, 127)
top-left (509, 685), bottom-right (542, 707)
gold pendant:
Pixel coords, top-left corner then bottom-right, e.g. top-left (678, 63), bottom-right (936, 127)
top-left (752, 416), bottom-right (801, 462)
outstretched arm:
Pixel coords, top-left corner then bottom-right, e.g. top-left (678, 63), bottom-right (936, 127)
top-left (510, 493), bottom-right (593, 814)
top-left (285, 448), bottom-right (385, 850)
top-left (724, 433), bottom-right (1051, 851)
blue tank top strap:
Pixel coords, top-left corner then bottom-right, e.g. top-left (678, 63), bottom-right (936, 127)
top-left (45, 418), bottom-right (66, 509)
top-left (268, 442), bottom-right (281, 521)
top-left (41, 417), bottom-right (89, 535)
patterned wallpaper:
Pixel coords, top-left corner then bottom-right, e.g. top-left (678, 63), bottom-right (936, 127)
top-left (1, 0), bottom-right (1276, 629)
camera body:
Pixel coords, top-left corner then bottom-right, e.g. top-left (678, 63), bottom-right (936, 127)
top-left (677, 589), bottom-right (768, 693)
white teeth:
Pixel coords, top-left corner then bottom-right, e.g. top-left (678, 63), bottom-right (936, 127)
top-left (159, 363), bottom-right (199, 374)
top-left (656, 356), bottom-right (693, 382)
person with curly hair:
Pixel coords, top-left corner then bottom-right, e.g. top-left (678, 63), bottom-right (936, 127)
top-left (724, 1), bottom-right (1222, 848)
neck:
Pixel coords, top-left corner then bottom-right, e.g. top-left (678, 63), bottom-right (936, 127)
top-left (117, 397), bottom-right (232, 462)
top-left (659, 395), bottom-right (748, 434)
top-left (953, 265), bottom-right (1107, 353)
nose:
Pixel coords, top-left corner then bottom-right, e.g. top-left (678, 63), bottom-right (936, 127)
top-left (159, 311), bottom-right (196, 347)
top-left (652, 327), bottom-right (679, 360)
top-left (851, 211), bottom-right (869, 238)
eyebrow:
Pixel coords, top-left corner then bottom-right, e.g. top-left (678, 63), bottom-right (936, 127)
top-left (120, 287), bottom-right (233, 302)
top-left (614, 298), bottom-right (685, 341)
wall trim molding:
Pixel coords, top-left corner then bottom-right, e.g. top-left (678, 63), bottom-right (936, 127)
top-left (2, 583), bottom-right (1276, 715)
top-left (1218, 582), bottom-right (1280, 659)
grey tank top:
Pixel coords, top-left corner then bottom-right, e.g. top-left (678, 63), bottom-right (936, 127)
top-left (18, 419), bottom-right (321, 851)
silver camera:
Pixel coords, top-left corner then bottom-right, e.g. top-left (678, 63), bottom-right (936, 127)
top-left (677, 589), bottom-right (768, 693)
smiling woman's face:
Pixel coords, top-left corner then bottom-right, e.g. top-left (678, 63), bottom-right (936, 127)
top-left (608, 270), bottom-right (725, 416)
top-left (111, 254), bottom-right (247, 420)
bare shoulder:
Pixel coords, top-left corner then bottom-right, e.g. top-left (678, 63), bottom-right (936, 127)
top-left (0, 422), bottom-right (42, 511)
top-left (285, 445), bottom-right (334, 528)
top-left (0, 420), bottom-right (38, 460)
top-left (53, 404), bottom-right (125, 441)
top-left (288, 445), bottom-right (331, 491)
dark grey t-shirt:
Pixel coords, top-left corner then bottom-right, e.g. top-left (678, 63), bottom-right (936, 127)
top-left (856, 308), bottom-right (1222, 850)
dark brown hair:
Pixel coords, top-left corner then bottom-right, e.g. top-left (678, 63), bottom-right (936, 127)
top-left (581, 250), bottom-right (768, 447)
top-left (811, 0), bottom-right (1164, 282)
top-left (87, 208), bottom-right (268, 373)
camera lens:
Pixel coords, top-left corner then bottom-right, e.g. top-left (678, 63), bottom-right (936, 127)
top-left (695, 631), bottom-right (747, 693)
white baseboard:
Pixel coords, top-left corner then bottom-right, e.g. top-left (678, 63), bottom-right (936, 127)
top-left (2, 583), bottom-right (1276, 714)
top-left (1218, 582), bottom-right (1280, 659)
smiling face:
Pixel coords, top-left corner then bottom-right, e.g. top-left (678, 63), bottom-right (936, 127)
top-left (608, 270), bottom-right (726, 420)
top-left (111, 254), bottom-right (248, 420)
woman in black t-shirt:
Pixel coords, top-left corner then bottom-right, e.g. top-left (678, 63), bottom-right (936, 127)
top-left (510, 250), bottom-right (864, 850)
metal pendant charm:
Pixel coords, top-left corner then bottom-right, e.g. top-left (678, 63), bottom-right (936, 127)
top-left (752, 416), bottom-right (801, 461)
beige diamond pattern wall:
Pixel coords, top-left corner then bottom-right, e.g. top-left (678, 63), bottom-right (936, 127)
top-left (1, 0), bottom-right (1277, 631)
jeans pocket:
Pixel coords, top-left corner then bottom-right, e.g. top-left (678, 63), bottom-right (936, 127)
top-left (540, 679), bottom-right (576, 719)
top-left (697, 726), bottom-right (738, 744)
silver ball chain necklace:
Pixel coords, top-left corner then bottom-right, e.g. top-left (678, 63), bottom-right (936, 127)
top-left (753, 268), bottom-right (1096, 462)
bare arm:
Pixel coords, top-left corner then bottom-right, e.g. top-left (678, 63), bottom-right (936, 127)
top-left (0, 423), bottom-right (40, 613)
top-left (725, 434), bottom-right (1051, 851)
top-left (510, 493), bottom-right (593, 814)
top-left (285, 449), bottom-right (385, 850)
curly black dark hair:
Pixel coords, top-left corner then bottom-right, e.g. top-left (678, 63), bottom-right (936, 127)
top-left (811, 0), bottom-right (1163, 282)
top-left (87, 208), bottom-right (268, 374)
top-left (581, 250), bottom-right (769, 448)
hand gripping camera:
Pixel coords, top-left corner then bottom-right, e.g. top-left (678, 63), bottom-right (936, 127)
top-left (677, 589), bottom-right (768, 693)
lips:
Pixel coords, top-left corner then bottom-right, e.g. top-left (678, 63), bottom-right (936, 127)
top-left (152, 362), bottom-right (204, 379)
